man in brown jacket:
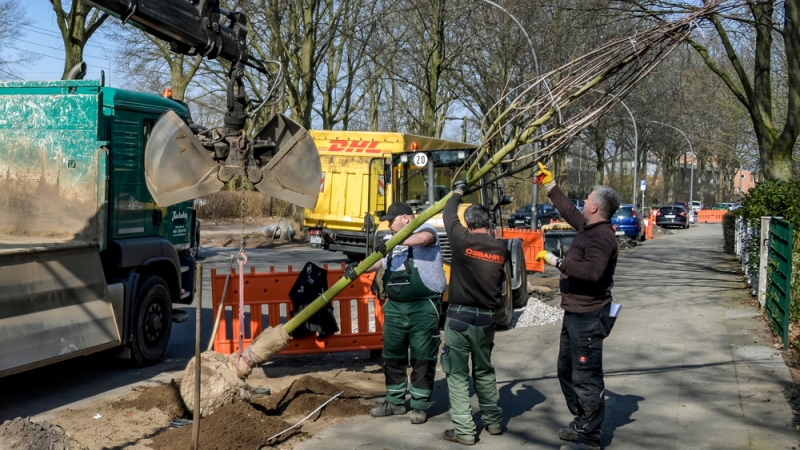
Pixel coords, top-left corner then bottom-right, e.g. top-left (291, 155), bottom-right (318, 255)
top-left (534, 162), bottom-right (621, 450)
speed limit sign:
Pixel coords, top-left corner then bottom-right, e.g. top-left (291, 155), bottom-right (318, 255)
top-left (412, 153), bottom-right (428, 168)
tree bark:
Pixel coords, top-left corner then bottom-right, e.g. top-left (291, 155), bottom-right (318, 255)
top-left (50, 0), bottom-right (108, 80)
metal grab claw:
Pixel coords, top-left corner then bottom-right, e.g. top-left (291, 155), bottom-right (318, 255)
top-left (144, 111), bottom-right (321, 209)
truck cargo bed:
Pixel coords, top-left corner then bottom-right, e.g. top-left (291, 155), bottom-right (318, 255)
top-left (0, 235), bottom-right (94, 254)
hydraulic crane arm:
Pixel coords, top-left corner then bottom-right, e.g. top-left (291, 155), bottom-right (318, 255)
top-left (86, 0), bottom-right (321, 209)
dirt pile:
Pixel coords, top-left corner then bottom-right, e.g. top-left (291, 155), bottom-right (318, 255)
top-left (148, 402), bottom-right (300, 450)
top-left (112, 379), bottom-right (187, 419)
top-left (0, 417), bottom-right (87, 450)
top-left (148, 376), bottom-right (369, 450)
top-left (255, 376), bottom-right (370, 418)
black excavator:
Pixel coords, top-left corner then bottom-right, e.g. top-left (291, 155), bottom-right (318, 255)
top-left (87, 0), bottom-right (321, 208)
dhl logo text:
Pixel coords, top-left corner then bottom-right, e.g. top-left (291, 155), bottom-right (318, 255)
top-left (319, 140), bottom-right (386, 153)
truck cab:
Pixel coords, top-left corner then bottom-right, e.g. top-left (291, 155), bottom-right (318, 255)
top-left (373, 148), bottom-right (528, 328)
top-left (0, 78), bottom-right (198, 377)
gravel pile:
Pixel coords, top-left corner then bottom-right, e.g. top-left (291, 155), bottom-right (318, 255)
top-left (509, 298), bottom-right (563, 329)
top-left (0, 417), bottom-right (87, 450)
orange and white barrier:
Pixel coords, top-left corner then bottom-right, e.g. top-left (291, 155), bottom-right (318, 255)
top-left (698, 210), bottom-right (726, 223)
top-left (211, 264), bottom-right (384, 356)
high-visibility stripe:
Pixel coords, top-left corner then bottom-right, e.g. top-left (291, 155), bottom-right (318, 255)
top-left (378, 176), bottom-right (385, 195)
top-left (320, 173), bottom-right (326, 192)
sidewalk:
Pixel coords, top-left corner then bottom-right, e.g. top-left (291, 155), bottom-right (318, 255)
top-left (296, 224), bottom-right (799, 449)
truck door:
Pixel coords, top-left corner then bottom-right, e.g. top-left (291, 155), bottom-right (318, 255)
top-left (113, 112), bottom-right (152, 238)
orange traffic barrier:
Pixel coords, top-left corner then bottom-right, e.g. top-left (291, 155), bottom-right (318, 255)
top-left (497, 228), bottom-right (545, 272)
top-left (645, 210), bottom-right (656, 239)
top-left (698, 210), bottom-right (725, 223)
top-left (210, 264), bottom-right (384, 356)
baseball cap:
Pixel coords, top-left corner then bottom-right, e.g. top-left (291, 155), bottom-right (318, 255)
top-left (382, 202), bottom-right (414, 221)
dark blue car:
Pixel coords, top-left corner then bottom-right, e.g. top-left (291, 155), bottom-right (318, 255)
top-left (611, 204), bottom-right (644, 241)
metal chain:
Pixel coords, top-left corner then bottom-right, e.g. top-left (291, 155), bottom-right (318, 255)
top-left (237, 131), bottom-right (250, 256)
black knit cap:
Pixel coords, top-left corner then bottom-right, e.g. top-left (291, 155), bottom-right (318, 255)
top-left (382, 202), bottom-right (414, 221)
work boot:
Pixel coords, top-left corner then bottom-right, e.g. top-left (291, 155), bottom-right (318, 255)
top-left (484, 424), bottom-right (502, 435)
top-left (443, 429), bottom-right (475, 446)
top-left (558, 425), bottom-right (578, 442)
top-left (410, 409), bottom-right (427, 424)
top-left (370, 401), bottom-right (407, 417)
top-left (559, 442), bottom-right (600, 450)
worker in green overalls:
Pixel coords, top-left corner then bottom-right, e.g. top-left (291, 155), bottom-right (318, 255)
top-left (345, 202), bottom-right (446, 425)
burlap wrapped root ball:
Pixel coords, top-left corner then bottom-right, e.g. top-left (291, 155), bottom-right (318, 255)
top-left (180, 326), bottom-right (291, 416)
top-left (180, 351), bottom-right (251, 417)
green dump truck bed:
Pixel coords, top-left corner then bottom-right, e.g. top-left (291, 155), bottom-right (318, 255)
top-left (0, 79), bottom-right (197, 377)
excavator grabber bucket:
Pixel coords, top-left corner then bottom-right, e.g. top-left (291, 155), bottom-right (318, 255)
top-left (145, 111), bottom-right (225, 207)
top-left (253, 113), bottom-right (322, 210)
top-left (144, 111), bottom-right (321, 209)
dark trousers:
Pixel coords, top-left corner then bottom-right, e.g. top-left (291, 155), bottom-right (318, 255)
top-left (557, 303), bottom-right (616, 446)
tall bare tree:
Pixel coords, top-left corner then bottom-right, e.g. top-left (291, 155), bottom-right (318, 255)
top-left (606, 0), bottom-right (797, 181)
top-left (50, 0), bottom-right (108, 79)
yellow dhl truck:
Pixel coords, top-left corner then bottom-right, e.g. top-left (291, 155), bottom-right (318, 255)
top-left (303, 131), bottom-right (528, 327)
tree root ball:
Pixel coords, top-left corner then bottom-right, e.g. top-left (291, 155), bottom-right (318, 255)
top-left (180, 351), bottom-right (251, 417)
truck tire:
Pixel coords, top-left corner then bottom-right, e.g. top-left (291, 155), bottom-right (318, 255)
top-left (512, 257), bottom-right (529, 309)
top-left (496, 267), bottom-right (514, 329)
top-left (131, 275), bottom-right (173, 366)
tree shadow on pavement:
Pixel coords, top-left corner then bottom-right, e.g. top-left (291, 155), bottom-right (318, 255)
top-left (601, 390), bottom-right (644, 448)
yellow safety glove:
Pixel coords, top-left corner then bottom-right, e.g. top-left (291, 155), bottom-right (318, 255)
top-left (536, 250), bottom-right (560, 267)
top-left (535, 162), bottom-right (555, 191)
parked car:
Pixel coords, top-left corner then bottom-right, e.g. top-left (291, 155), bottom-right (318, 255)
top-left (690, 200), bottom-right (703, 211)
top-left (611, 204), bottom-right (644, 241)
top-left (655, 205), bottom-right (689, 229)
top-left (570, 199), bottom-right (585, 212)
top-left (509, 204), bottom-right (560, 229)
top-left (672, 201), bottom-right (691, 213)
top-left (712, 202), bottom-right (735, 210)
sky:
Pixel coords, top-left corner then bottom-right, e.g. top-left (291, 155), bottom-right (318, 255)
top-left (10, 2), bottom-right (120, 84)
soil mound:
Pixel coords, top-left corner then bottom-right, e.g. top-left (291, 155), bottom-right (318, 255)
top-left (148, 402), bottom-right (300, 450)
top-left (252, 375), bottom-right (369, 419)
top-left (0, 417), bottom-right (87, 450)
top-left (112, 379), bottom-right (187, 419)
top-left (281, 393), bottom-right (368, 418)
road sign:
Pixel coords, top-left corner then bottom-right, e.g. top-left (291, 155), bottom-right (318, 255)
top-left (640, 179), bottom-right (646, 191)
top-left (412, 153), bottom-right (428, 168)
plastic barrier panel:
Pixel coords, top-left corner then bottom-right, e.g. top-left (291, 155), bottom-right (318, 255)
top-left (497, 228), bottom-right (545, 272)
top-left (698, 210), bottom-right (726, 223)
top-left (646, 210), bottom-right (656, 239)
top-left (211, 264), bottom-right (384, 355)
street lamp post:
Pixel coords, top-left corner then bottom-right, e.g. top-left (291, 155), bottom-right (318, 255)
top-left (596, 90), bottom-right (638, 208)
top-left (473, 0), bottom-right (543, 231)
top-left (649, 121), bottom-right (694, 204)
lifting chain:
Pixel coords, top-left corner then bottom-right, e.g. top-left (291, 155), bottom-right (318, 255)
top-left (236, 131), bottom-right (251, 256)
top-left (235, 131), bottom-right (251, 356)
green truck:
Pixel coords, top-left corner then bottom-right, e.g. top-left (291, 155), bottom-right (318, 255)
top-left (0, 77), bottom-right (199, 377)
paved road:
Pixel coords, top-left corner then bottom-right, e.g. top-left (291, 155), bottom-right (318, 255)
top-left (296, 224), bottom-right (799, 449)
top-left (0, 244), bottom-right (347, 421)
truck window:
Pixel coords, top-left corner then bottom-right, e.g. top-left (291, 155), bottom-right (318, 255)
top-left (393, 150), bottom-right (480, 208)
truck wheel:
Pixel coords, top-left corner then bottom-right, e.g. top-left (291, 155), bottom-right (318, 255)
top-left (496, 269), bottom-right (514, 329)
top-left (131, 275), bottom-right (173, 366)
top-left (512, 254), bottom-right (529, 309)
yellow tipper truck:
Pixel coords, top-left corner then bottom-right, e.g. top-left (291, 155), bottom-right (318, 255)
top-left (305, 131), bottom-right (528, 327)
top-left (304, 130), bottom-right (476, 261)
